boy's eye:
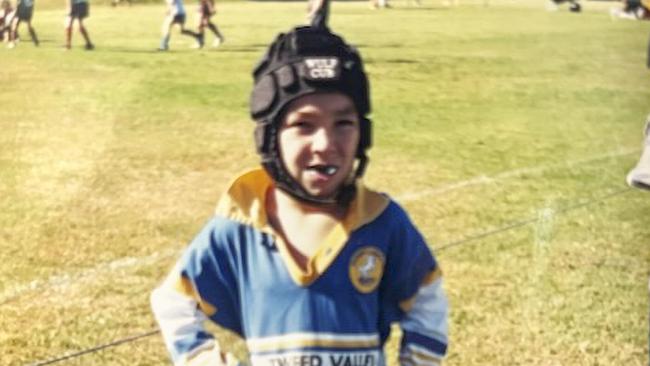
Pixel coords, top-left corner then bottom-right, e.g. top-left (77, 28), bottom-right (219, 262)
top-left (290, 121), bottom-right (315, 132)
top-left (337, 119), bottom-right (357, 128)
top-left (294, 121), bottom-right (312, 128)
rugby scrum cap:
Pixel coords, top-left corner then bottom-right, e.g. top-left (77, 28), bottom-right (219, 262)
top-left (249, 24), bottom-right (372, 205)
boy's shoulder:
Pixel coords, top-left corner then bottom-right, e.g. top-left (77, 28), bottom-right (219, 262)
top-left (214, 168), bottom-right (272, 229)
top-left (210, 168), bottom-right (416, 235)
top-left (370, 196), bottom-right (415, 231)
top-left (344, 182), bottom-right (418, 235)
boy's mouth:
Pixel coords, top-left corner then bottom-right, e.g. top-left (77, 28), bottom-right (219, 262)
top-left (308, 164), bottom-right (338, 176)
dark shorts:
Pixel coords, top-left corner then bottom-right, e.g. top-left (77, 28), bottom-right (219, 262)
top-left (69, 2), bottom-right (89, 19)
top-left (172, 13), bottom-right (186, 24)
top-left (16, 5), bottom-right (34, 21)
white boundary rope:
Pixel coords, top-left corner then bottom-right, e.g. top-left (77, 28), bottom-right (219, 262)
top-left (396, 148), bottom-right (638, 202)
top-left (0, 248), bottom-right (181, 306)
top-left (434, 186), bottom-right (631, 251)
top-left (27, 330), bottom-right (160, 366)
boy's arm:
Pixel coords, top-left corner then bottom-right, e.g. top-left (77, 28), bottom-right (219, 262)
top-left (151, 270), bottom-right (240, 366)
top-left (383, 207), bottom-right (449, 366)
top-left (151, 219), bottom-right (243, 366)
top-left (397, 269), bottom-right (449, 366)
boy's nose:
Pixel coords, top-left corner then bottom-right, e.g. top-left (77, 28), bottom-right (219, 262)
top-left (311, 128), bottom-right (335, 151)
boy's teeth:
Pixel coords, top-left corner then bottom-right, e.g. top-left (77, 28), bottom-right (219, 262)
top-left (312, 165), bottom-right (337, 175)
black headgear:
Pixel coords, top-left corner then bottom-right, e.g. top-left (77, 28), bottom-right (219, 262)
top-left (249, 25), bottom-right (372, 206)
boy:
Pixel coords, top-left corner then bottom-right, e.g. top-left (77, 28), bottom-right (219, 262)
top-left (7, 0), bottom-right (38, 48)
top-left (627, 115), bottom-right (650, 191)
top-left (151, 24), bottom-right (449, 366)
top-left (64, 0), bottom-right (93, 50)
top-left (158, 0), bottom-right (201, 51)
top-left (195, 0), bottom-right (224, 49)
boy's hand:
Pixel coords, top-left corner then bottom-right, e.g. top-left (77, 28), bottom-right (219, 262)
top-left (183, 342), bottom-right (242, 366)
top-left (184, 348), bottom-right (223, 366)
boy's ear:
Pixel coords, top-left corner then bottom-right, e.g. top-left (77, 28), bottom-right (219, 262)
top-left (358, 117), bottom-right (372, 152)
top-left (254, 122), bottom-right (275, 155)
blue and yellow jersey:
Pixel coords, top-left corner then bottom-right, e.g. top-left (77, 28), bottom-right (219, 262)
top-left (152, 169), bottom-right (448, 366)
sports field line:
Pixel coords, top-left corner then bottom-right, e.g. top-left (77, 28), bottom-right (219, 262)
top-left (0, 248), bottom-right (182, 306)
top-left (1, 147), bottom-right (638, 305)
top-left (396, 147), bottom-right (639, 202)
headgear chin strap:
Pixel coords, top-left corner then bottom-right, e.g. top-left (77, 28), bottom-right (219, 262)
top-left (249, 25), bottom-right (372, 206)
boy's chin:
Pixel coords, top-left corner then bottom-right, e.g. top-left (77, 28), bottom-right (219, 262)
top-left (303, 187), bottom-right (340, 202)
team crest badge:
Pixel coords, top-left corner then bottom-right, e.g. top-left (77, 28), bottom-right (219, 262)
top-left (349, 247), bottom-right (385, 293)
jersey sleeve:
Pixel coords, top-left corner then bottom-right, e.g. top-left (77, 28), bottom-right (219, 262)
top-left (380, 204), bottom-right (449, 365)
top-left (151, 217), bottom-right (242, 366)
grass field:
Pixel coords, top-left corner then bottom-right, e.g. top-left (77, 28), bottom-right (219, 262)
top-left (1, 0), bottom-right (649, 364)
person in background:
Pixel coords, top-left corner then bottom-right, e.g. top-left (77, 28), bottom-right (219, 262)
top-left (547, 0), bottom-right (581, 12)
top-left (158, 0), bottom-right (201, 51)
top-left (64, 0), bottom-right (94, 50)
top-left (195, 0), bottom-right (224, 49)
top-left (7, 0), bottom-right (38, 48)
top-left (0, 0), bottom-right (14, 43)
top-left (627, 115), bottom-right (650, 191)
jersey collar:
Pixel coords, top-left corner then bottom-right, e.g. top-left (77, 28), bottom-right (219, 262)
top-left (215, 167), bottom-right (390, 285)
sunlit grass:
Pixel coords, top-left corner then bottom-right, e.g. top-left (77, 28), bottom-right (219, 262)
top-left (0, 0), bottom-right (648, 365)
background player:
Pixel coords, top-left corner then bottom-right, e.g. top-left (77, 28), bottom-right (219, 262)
top-left (110, 0), bottom-right (131, 7)
top-left (195, 0), bottom-right (224, 48)
top-left (7, 0), bottom-right (38, 49)
top-left (64, 0), bottom-right (93, 50)
top-left (306, 0), bottom-right (327, 25)
top-left (627, 115), bottom-right (650, 191)
top-left (158, 0), bottom-right (201, 51)
top-left (151, 10), bottom-right (449, 366)
top-left (0, 0), bottom-right (13, 43)
top-left (547, 0), bottom-right (581, 12)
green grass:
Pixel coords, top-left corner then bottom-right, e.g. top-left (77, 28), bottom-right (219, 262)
top-left (1, 0), bottom-right (649, 365)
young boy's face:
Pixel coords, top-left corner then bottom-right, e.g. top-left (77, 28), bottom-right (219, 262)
top-left (278, 92), bottom-right (360, 200)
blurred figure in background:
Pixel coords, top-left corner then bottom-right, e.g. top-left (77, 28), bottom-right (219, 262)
top-left (195, 0), bottom-right (224, 49)
top-left (610, 0), bottom-right (650, 19)
top-left (306, 0), bottom-right (327, 24)
top-left (158, 0), bottom-right (201, 51)
top-left (369, 0), bottom-right (391, 9)
top-left (0, 0), bottom-right (13, 43)
top-left (111, 0), bottom-right (132, 7)
top-left (626, 115), bottom-right (650, 191)
top-left (547, 0), bottom-right (581, 12)
top-left (64, 0), bottom-right (94, 50)
top-left (8, 0), bottom-right (38, 48)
